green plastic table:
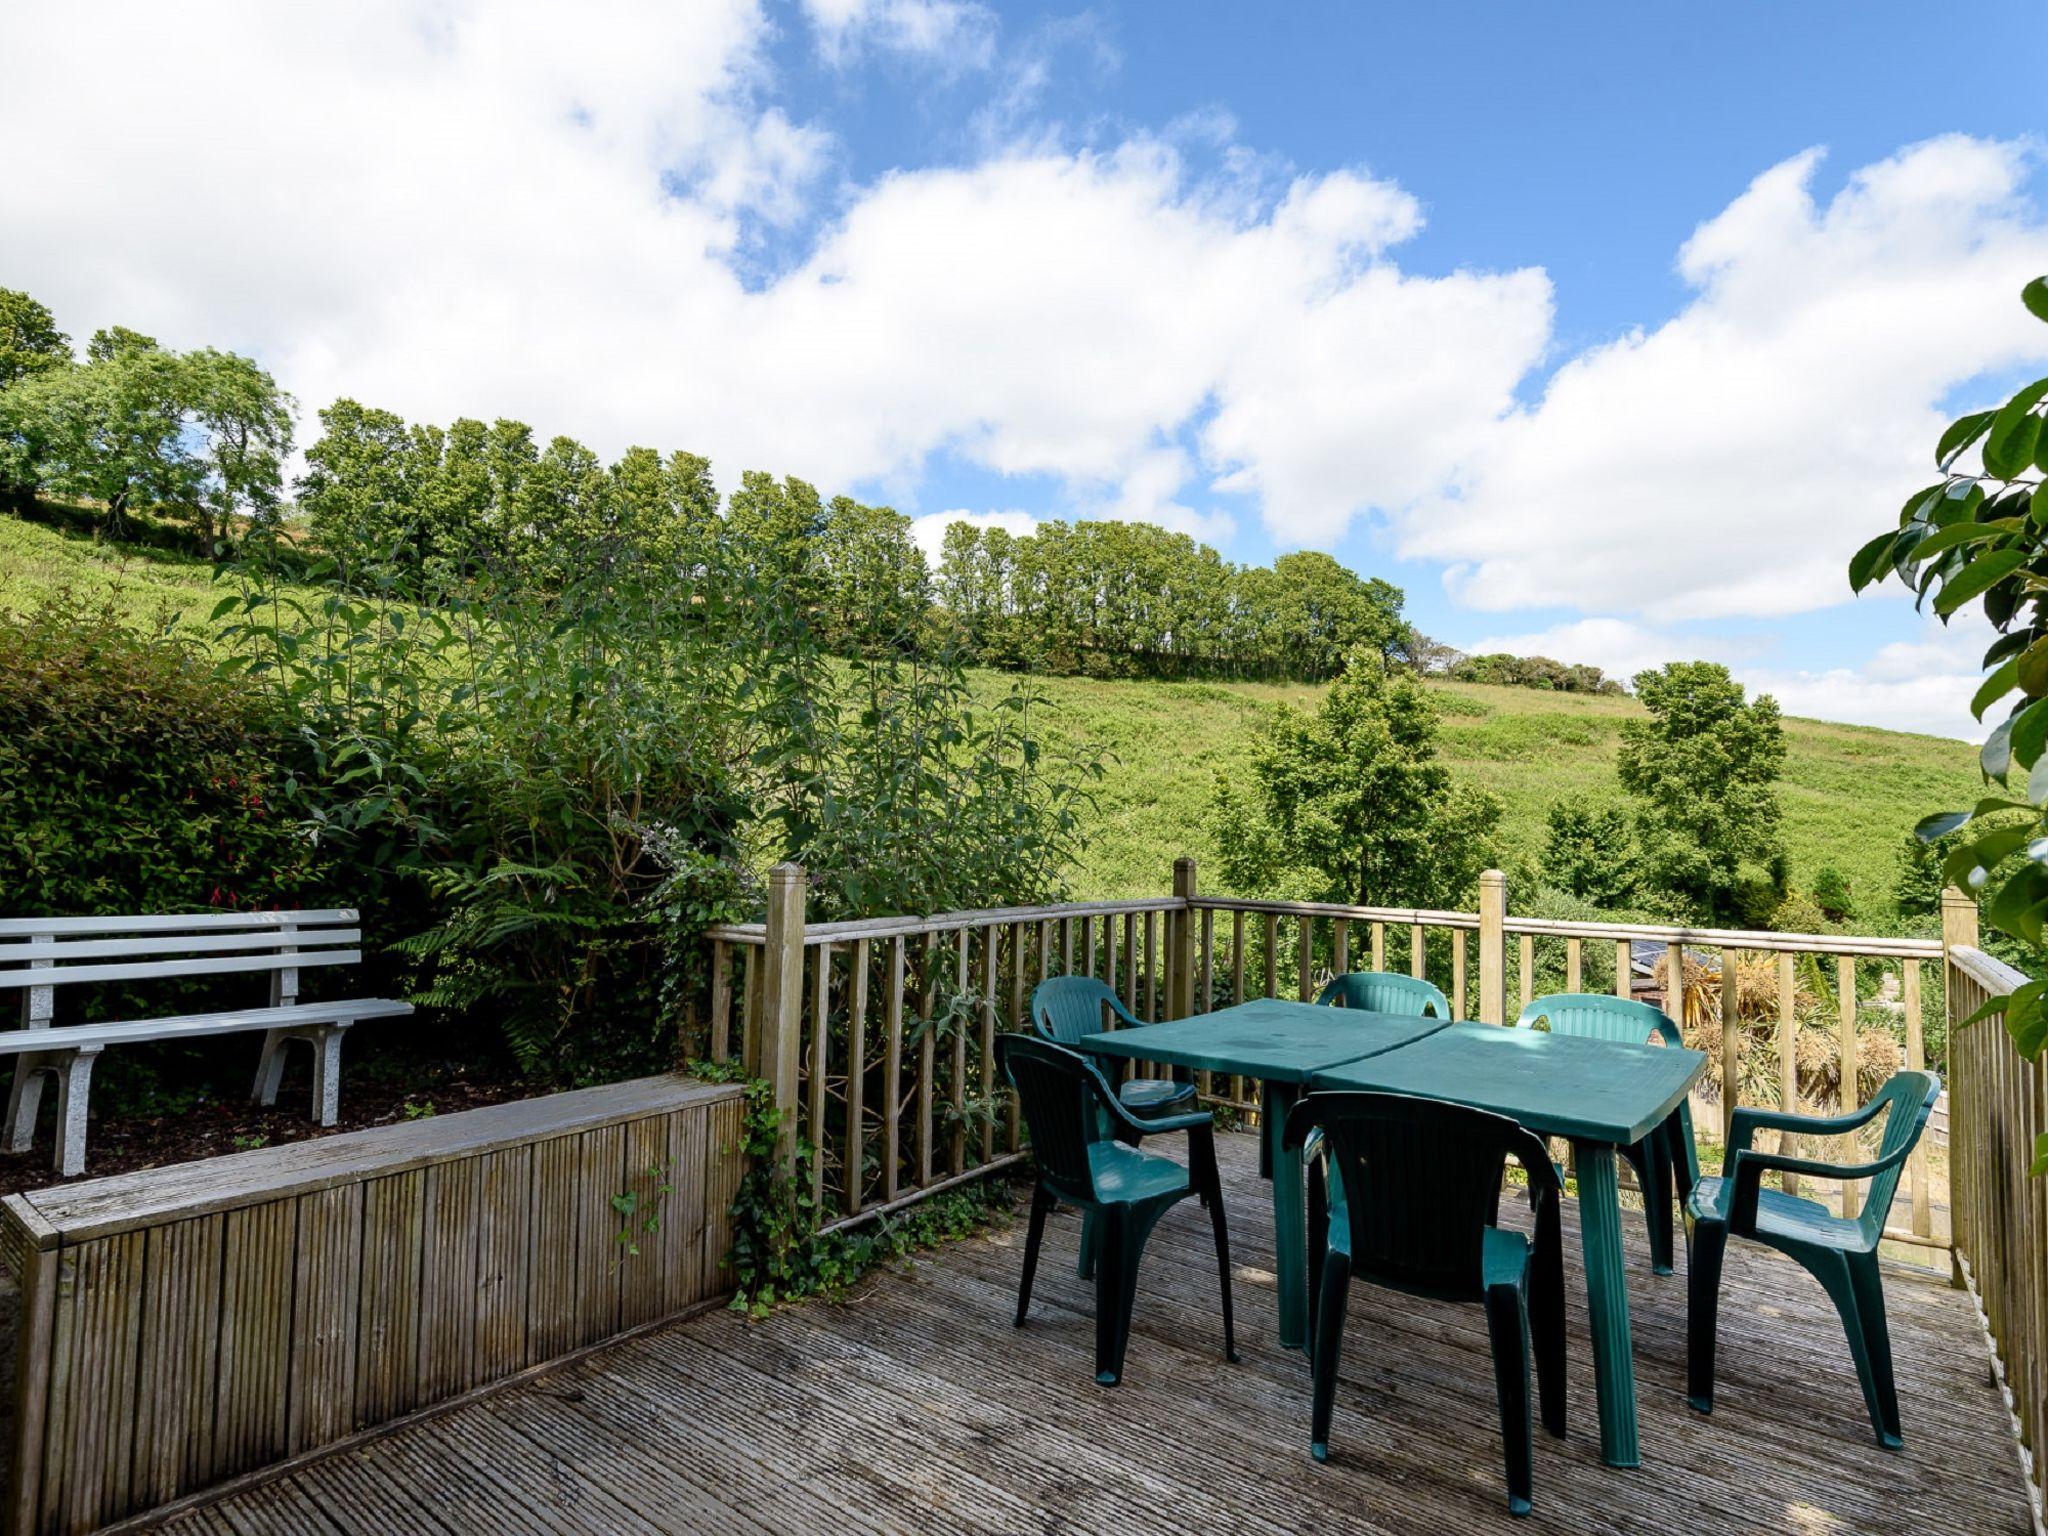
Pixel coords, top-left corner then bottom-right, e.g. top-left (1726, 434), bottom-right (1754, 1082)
top-left (1079, 998), bottom-right (1452, 1353)
top-left (1314, 1021), bottom-right (1705, 1469)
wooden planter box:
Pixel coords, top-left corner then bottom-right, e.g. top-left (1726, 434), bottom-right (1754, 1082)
top-left (2, 1074), bottom-right (744, 1535)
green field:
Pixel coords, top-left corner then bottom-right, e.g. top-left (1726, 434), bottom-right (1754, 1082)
top-left (2, 509), bottom-right (1980, 920)
top-left (1016, 665), bottom-right (1979, 915)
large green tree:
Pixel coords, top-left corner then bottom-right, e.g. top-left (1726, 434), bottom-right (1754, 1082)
top-left (1617, 661), bottom-right (1786, 921)
top-left (0, 288), bottom-right (68, 391)
top-left (1207, 654), bottom-right (1501, 906)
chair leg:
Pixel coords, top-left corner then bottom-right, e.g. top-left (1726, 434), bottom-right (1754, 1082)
top-left (1848, 1253), bottom-right (1903, 1449)
top-left (1309, 1252), bottom-right (1350, 1462)
top-left (1485, 1284), bottom-right (1536, 1518)
top-left (1016, 1184), bottom-right (1052, 1327)
top-left (1686, 1217), bottom-right (1728, 1414)
top-left (1199, 1152), bottom-right (1238, 1364)
top-left (1077, 1210), bottom-right (1097, 1280)
top-left (1530, 1197), bottom-right (1567, 1438)
top-left (1632, 1138), bottom-right (1674, 1277)
top-left (1094, 1211), bottom-right (1129, 1386)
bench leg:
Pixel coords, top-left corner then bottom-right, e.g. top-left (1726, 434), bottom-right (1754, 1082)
top-left (5, 1059), bottom-right (50, 1153)
top-left (52, 1047), bottom-right (99, 1178)
top-left (310, 1024), bottom-right (350, 1127)
top-left (252, 1028), bottom-right (291, 1108)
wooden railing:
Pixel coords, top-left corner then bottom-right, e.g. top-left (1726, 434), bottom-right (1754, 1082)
top-left (1948, 939), bottom-right (2047, 1526)
top-left (704, 864), bottom-right (1186, 1231)
top-left (701, 860), bottom-right (1970, 1262)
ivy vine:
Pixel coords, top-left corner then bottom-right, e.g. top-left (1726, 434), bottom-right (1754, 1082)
top-left (688, 1058), bottom-right (1013, 1318)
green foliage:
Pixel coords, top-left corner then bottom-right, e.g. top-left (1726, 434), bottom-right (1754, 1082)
top-left (935, 518), bottom-right (1411, 681)
top-left (1852, 273), bottom-right (2048, 1060)
top-left (1539, 799), bottom-right (1640, 906)
top-left (1447, 651), bottom-right (1624, 694)
top-left (688, 1060), bottom-right (1010, 1318)
top-left (1618, 661), bottom-right (1787, 922)
top-left (0, 595), bottom-right (328, 927)
top-left (1207, 653), bottom-right (1502, 906)
top-left (0, 288), bottom-right (68, 393)
top-left (1811, 864), bottom-right (1853, 922)
top-left (0, 311), bottom-right (291, 544)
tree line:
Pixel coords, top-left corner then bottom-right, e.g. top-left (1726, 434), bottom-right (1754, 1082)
top-left (1, 283), bottom-right (1627, 690)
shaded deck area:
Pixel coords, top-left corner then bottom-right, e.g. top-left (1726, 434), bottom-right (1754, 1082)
top-left (150, 1132), bottom-right (2030, 1535)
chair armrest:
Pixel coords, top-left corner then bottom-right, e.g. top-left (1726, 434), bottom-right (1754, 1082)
top-left (1725, 1142), bottom-right (1917, 1235)
top-left (1727, 1094), bottom-right (1890, 1155)
top-left (1084, 1058), bottom-right (1211, 1139)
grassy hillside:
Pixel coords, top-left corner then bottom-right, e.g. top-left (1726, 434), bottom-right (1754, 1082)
top-left (1013, 670), bottom-right (1980, 915)
top-left (1, 509), bottom-right (1980, 921)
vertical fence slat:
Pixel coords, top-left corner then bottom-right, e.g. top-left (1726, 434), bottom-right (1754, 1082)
top-left (1778, 950), bottom-right (1799, 1196)
top-left (1231, 911), bottom-right (1246, 1005)
top-left (1720, 948), bottom-right (1740, 1143)
top-left (951, 929), bottom-right (969, 1177)
top-left (919, 934), bottom-right (936, 1189)
top-left (1566, 937), bottom-right (1582, 994)
top-left (709, 941), bottom-right (732, 1063)
top-left (1838, 953), bottom-right (1860, 1221)
top-left (1409, 924), bottom-right (1425, 981)
top-left (1453, 931), bottom-right (1468, 1020)
top-left (1263, 913), bottom-right (1278, 1000)
top-left (809, 943), bottom-right (831, 1212)
top-left (1007, 921), bottom-right (1025, 1152)
top-left (1297, 914), bottom-right (1312, 1002)
top-left (1198, 907), bottom-right (1215, 1099)
top-left (980, 925), bottom-right (998, 1163)
top-left (1614, 939), bottom-right (1631, 1001)
top-left (1518, 934), bottom-right (1535, 1011)
top-left (1333, 918), bottom-right (1349, 976)
top-left (1904, 957), bottom-right (1929, 1239)
top-left (884, 936), bottom-right (905, 1205)
top-left (1371, 921), bottom-right (1386, 972)
top-left (847, 938), bottom-right (869, 1216)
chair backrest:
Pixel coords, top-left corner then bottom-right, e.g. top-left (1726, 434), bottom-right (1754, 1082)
top-left (1857, 1070), bottom-right (1943, 1246)
top-left (1030, 975), bottom-right (1134, 1047)
top-left (998, 1033), bottom-right (1116, 1204)
top-left (0, 910), bottom-right (363, 1028)
top-left (1285, 1090), bottom-right (1556, 1303)
top-left (1515, 992), bottom-right (1679, 1047)
top-left (1314, 971), bottom-right (1450, 1018)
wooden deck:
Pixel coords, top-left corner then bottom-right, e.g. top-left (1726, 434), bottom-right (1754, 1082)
top-left (144, 1130), bottom-right (2031, 1535)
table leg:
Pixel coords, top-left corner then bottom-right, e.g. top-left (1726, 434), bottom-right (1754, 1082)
top-left (1574, 1139), bottom-right (1640, 1468)
top-left (1263, 1080), bottom-right (1307, 1351)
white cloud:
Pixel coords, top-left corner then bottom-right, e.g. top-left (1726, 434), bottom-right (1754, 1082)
top-left (1401, 136), bottom-right (2048, 621)
top-left (909, 508), bottom-right (1039, 568)
top-left (1468, 610), bottom-right (1997, 741)
top-left (803, 0), bottom-right (998, 69)
top-left (0, 2), bottom-right (1551, 555)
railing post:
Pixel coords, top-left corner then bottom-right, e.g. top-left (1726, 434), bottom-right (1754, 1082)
top-left (1478, 869), bottom-right (1507, 1025)
top-left (1171, 857), bottom-right (1197, 1020)
top-left (761, 862), bottom-right (807, 1179)
top-left (1939, 885), bottom-right (1978, 1289)
top-left (1941, 885), bottom-right (1979, 1031)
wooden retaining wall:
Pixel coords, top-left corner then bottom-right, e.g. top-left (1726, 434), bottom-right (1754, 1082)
top-left (1, 1074), bottom-right (744, 1536)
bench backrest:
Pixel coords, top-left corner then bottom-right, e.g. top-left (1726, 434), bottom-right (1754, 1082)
top-left (0, 910), bottom-right (362, 1028)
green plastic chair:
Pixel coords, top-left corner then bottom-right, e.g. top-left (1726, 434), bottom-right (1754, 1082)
top-left (1685, 1070), bottom-right (1941, 1449)
top-left (999, 1033), bottom-right (1238, 1386)
top-left (1032, 976), bottom-right (1197, 1121)
top-left (1314, 971), bottom-right (1451, 1017)
top-left (1285, 1090), bottom-right (1566, 1518)
top-left (1514, 992), bottom-right (1697, 1274)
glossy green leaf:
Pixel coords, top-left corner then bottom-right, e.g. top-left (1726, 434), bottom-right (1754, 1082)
top-left (1974, 655), bottom-right (2022, 719)
top-left (1915, 809), bottom-right (1972, 841)
top-left (2020, 639), bottom-right (2048, 698)
top-left (1986, 630), bottom-right (2032, 667)
top-left (2026, 276), bottom-right (2048, 325)
top-left (2008, 982), bottom-right (2048, 1060)
top-left (1936, 409), bottom-right (1997, 469)
top-left (2010, 696), bottom-right (2048, 769)
top-left (1983, 378), bottom-right (2048, 478)
top-left (2031, 1132), bottom-right (2048, 1178)
top-left (1936, 547), bottom-right (2029, 616)
top-left (1946, 822), bottom-right (2031, 885)
top-left (1910, 520), bottom-right (2005, 564)
top-left (1981, 713), bottom-right (2014, 780)
top-left (1848, 529), bottom-right (1898, 592)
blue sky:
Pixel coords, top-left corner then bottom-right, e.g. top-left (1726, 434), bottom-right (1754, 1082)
top-left (5, 1), bottom-right (2047, 735)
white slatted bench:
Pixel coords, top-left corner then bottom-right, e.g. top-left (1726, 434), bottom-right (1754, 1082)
top-left (0, 910), bottom-right (412, 1176)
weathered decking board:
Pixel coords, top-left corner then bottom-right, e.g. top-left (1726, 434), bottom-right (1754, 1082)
top-left (150, 1130), bottom-right (2030, 1536)
top-left (4, 1076), bottom-right (744, 1536)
